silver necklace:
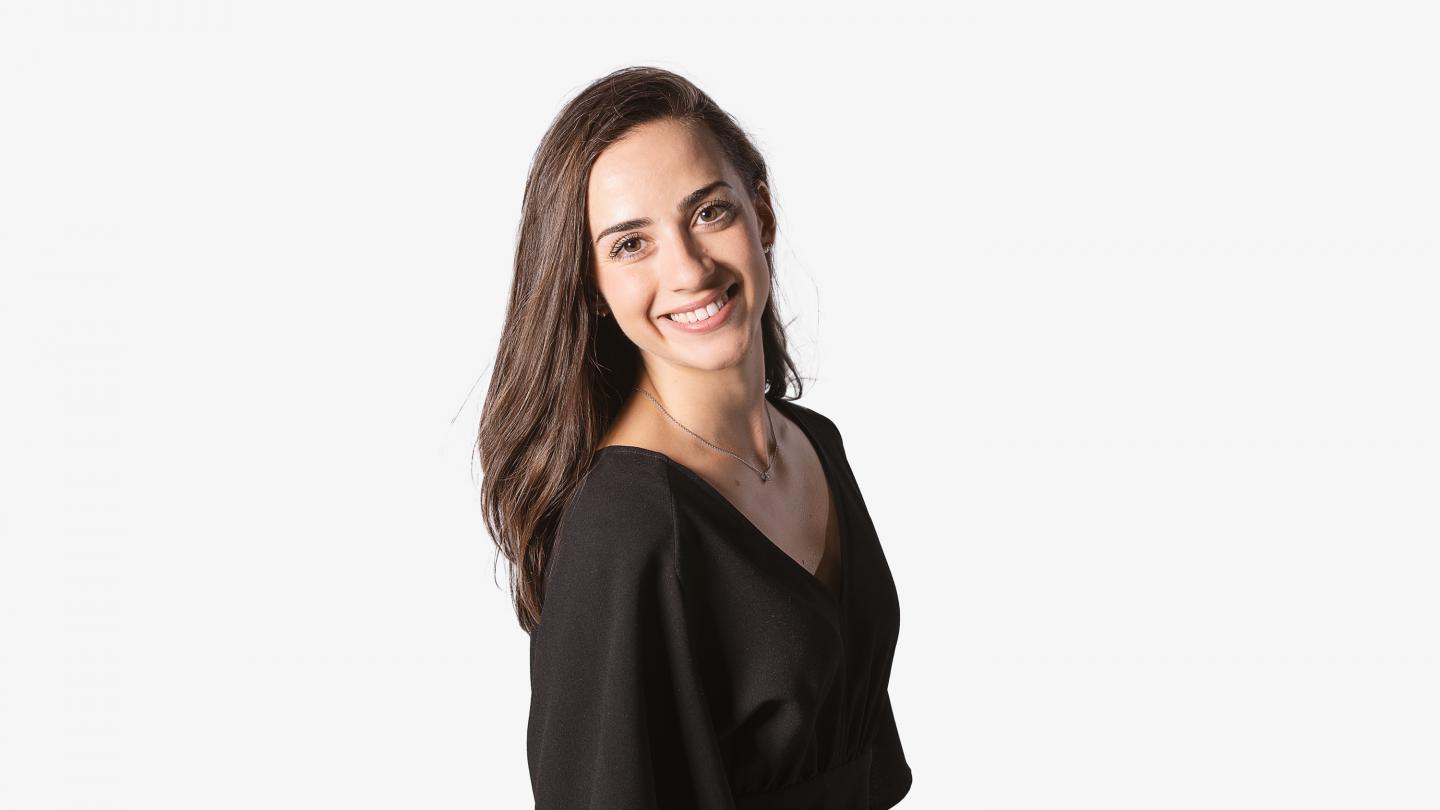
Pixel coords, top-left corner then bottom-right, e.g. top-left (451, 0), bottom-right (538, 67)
top-left (632, 386), bottom-right (779, 483)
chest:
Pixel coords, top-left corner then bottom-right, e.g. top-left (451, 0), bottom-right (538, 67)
top-left (714, 461), bottom-right (842, 598)
top-left (669, 467), bottom-right (904, 789)
top-left (746, 484), bottom-right (842, 596)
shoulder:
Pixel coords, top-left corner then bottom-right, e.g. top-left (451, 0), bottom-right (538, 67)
top-left (546, 448), bottom-right (679, 593)
top-left (772, 397), bottom-right (847, 447)
top-left (569, 447), bottom-right (675, 516)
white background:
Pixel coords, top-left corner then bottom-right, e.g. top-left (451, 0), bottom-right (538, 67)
top-left (2, 1), bottom-right (1437, 808)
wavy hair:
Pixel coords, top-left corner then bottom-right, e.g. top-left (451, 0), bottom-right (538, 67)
top-left (477, 66), bottom-right (805, 634)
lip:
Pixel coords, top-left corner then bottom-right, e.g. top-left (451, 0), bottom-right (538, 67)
top-left (658, 283), bottom-right (739, 334)
top-left (660, 283), bottom-right (735, 318)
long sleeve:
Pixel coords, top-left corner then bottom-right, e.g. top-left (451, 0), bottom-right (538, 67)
top-left (526, 453), bottom-right (734, 809)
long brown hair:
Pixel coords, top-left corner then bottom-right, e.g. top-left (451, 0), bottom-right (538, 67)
top-left (477, 66), bottom-right (806, 634)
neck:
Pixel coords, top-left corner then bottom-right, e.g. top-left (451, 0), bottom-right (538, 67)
top-left (636, 352), bottom-right (772, 461)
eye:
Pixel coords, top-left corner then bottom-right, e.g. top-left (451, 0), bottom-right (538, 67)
top-left (609, 234), bottom-right (645, 261)
top-left (606, 200), bottom-right (737, 262)
top-left (696, 201), bottom-right (736, 224)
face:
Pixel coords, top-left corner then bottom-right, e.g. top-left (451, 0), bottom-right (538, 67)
top-left (586, 118), bottom-right (775, 375)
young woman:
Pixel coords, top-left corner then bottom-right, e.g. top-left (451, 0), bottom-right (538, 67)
top-left (478, 66), bottom-right (913, 809)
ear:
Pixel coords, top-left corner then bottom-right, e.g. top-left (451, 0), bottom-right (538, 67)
top-left (752, 179), bottom-right (776, 248)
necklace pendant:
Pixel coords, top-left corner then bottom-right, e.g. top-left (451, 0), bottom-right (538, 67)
top-left (760, 471), bottom-right (770, 483)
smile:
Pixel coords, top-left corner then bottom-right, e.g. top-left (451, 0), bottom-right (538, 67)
top-left (658, 282), bottom-right (739, 334)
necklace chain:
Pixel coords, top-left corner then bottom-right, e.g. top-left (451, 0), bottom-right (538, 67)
top-left (632, 386), bottom-right (778, 483)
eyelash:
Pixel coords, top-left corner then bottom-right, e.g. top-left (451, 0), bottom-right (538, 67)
top-left (607, 200), bottom-right (737, 261)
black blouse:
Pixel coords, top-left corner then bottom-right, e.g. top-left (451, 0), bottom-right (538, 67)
top-left (527, 397), bottom-right (912, 808)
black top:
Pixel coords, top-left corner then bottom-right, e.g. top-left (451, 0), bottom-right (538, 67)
top-left (527, 397), bottom-right (912, 809)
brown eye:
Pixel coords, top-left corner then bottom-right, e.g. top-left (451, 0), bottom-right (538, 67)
top-left (697, 201), bottom-right (735, 224)
top-left (608, 202), bottom-right (736, 262)
top-left (609, 235), bottom-right (645, 260)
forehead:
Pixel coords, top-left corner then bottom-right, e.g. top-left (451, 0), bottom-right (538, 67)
top-left (587, 119), bottom-right (733, 228)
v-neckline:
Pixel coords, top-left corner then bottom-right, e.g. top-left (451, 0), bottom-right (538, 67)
top-left (594, 397), bottom-right (849, 610)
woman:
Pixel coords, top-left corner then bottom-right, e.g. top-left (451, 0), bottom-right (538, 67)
top-left (478, 66), bottom-right (913, 809)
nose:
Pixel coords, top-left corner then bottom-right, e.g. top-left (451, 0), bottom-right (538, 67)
top-left (663, 228), bottom-right (721, 293)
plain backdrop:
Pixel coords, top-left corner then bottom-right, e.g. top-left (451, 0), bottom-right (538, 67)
top-left (2, 1), bottom-right (1437, 808)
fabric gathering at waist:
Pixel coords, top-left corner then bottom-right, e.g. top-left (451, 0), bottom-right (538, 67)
top-left (732, 745), bottom-right (873, 810)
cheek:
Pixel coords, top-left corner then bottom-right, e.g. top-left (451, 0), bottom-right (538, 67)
top-left (723, 223), bottom-right (760, 255)
top-left (593, 264), bottom-right (627, 295)
top-left (605, 274), bottom-right (656, 316)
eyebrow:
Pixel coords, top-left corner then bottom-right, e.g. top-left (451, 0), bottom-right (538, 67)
top-left (593, 180), bottom-right (733, 246)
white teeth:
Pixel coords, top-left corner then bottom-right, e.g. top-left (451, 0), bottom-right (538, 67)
top-left (667, 288), bottom-right (730, 323)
